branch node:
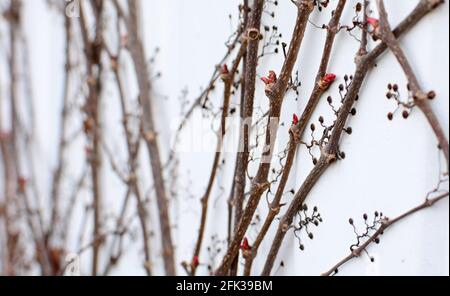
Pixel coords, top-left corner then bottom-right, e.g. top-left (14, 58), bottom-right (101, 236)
top-left (245, 28), bottom-right (261, 41)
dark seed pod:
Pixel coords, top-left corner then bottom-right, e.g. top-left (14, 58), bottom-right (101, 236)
top-left (402, 110), bottom-right (409, 119)
top-left (427, 91), bottom-right (436, 100)
top-left (387, 112), bottom-right (394, 121)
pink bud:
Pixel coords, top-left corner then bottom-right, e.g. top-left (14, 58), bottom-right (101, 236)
top-left (367, 17), bottom-right (379, 27)
top-left (261, 71), bottom-right (277, 85)
top-left (268, 71), bottom-right (277, 82)
top-left (323, 73), bottom-right (336, 83)
top-left (18, 177), bottom-right (28, 193)
top-left (240, 237), bottom-right (251, 251)
top-left (292, 114), bottom-right (299, 125)
top-left (192, 256), bottom-right (199, 267)
top-left (318, 74), bottom-right (337, 91)
top-left (221, 64), bottom-right (229, 75)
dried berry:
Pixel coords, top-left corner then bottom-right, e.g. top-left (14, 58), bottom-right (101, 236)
top-left (402, 110), bottom-right (409, 119)
top-left (427, 91), bottom-right (436, 100)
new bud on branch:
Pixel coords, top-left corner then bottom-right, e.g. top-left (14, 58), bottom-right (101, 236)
top-left (192, 256), bottom-right (199, 268)
top-left (367, 17), bottom-right (380, 29)
top-left (18, 177), bottom-right (27, 194)
top-left (366, 17), bottom-right (381, 39)
top-left (240, 237), bottom-right (251, 251)
top-left (220, 64), bottom-right (229, 81)
top-left (261, 70), bottom-right (277, 86)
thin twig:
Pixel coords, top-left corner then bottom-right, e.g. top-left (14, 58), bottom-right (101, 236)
top-left (376, 0), bottom-right (449, 169)
top-left (322, 192), bottom-right (449, 276)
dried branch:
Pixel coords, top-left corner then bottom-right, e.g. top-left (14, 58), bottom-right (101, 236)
top-left (216, 0), bottom-right (315, 276)
top-left (228, 0), bottom-right (266, 276)
top-left (190, 43), bottom-right (247, 276)
top-left (103, 10), bottom-right (153, 275)
top-left (125, 0), bottom-right (176, 275)
top-left (376, 0), bottom-right (449, 169)
top-left (77, 0), bottom-right (105, 276)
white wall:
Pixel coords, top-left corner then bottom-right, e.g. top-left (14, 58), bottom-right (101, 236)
top-left (11, 0), bottom-right (450, 275)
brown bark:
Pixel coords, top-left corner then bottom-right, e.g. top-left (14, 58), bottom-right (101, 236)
top-left (216, 0), bottom-right (315, 276)
top-left (261, 0), bottom-right (444, 275)
top-left (126, 0), bottom-right (176, 275)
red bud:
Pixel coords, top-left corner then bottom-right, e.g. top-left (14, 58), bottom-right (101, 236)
top-left (192, 256), bottom-right (199, 267)
top-left (240, 237), bottom-right (251, 251)
top-left (319, 73), bottom-right (337, 90)
top-left (323, 73), bottom-right (336, 83)
top-left (261, 71), bottom-right (277, 85)
top-left (292, 114), bottom-right (299, 125)
top-left (367, 17), bottom-right (379, 28)
top-left (18, 177), bottom-right (27, 194)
